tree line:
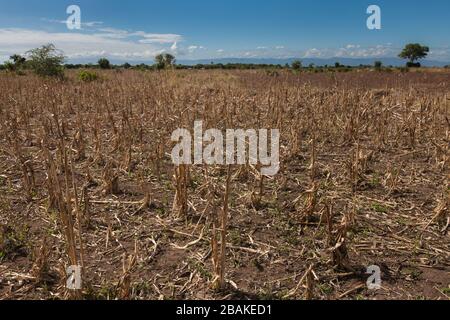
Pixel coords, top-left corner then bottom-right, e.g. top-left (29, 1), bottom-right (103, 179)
top-left (0, 43), bottom-right (444, 78)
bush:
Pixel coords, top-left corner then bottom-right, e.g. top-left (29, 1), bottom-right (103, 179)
top-left (338, 67), bottom-right (352, 72)
top-left (78, 70), bottom-right (99, 82)
top-left (26, 44), bottom-right (65, 78)
top-left (3, 54), bottom-right (28, 74)
top-left (291, 60), bottom-right (302, 70)
top-left (98, 58), bottom-right (111, 69)
top-left (154, 54), bottom-right (176, 69)
top-left (406, 62), bottom-right (421, 68)
top-left (374, 61), bottom-right (383, 70)
top-left (3, 62), bottom-right (15, 72)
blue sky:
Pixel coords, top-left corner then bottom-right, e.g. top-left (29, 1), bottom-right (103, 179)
top-left (0, 0), bottom-right (449, 63)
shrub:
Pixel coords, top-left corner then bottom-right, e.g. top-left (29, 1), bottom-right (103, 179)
top-left (374, 61), bottom-right (383, 70)
top-left (406, 62), bottom-right (421, 68)
top-left (26, 44), bottom-right (65, 78)
top-left (98, 58), bottom-right (111, 69)
top-left (78, 70), bottom-right (99, 82)
top-left (3, 62), bottom-right (15, 72)
top-left (154, 54), bottom-right (176, 70)
top-left (291, 60), bottom-right (302, 70)
top-left (3, 54), bottom-right (28, 74)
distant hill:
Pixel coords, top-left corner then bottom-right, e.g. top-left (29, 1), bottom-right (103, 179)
top-left (177, 57), bottom-right (450, 67)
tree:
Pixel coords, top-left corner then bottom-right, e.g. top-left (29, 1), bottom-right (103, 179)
top-left (164, 54), bottom-right (175, 66)
top-left (4, 61), bottom-right (15, 72)
top-left (398, 43), bottom-right (429, 67)
top-left (98, 58), bottom-right (111, 69)
top-left (154, 53), bottom-right (176, 69)
top-left (10, 54), bottom-right (26, 65)
top-left (291, 60), bottom-right (302, 70)
top-left (4, 54), bottom-right (27, 72)
top-left (374, 61), bottom-right (383, 69)
top-left (26, 44), bottom-right (65, 77)
top-left (122, 62), bottom-right (132, 69)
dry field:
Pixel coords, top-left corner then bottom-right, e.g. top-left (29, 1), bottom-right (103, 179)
top-left (0, 69), bottom-right (449, 300)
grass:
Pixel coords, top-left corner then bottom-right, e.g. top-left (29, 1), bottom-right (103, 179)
top-left (371, 203), bottom-right (388, 213)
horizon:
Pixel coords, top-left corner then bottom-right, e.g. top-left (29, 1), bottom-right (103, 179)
top-left (0, 0), bottom-right (449, 64)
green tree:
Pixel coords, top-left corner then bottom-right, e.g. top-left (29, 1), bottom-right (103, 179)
top-left (10, 54), bottom-right (26, 65)
top-left (3, 61), bottom-right (15, 72)
top-left (291, 60), bottom-right (302, 70)
top-left (4, 54), bottom-right (27, 72)
top-left (398, 43), bottom-right (429, 67)
top-left (374, 61), bottom-right (383, 69)
top-left (154, 53), bottom-right (176, 69)
top-left (164, 53), bottom-right (175, 66)
top-left (26, 44), bottom-right (65, 78)
top-left (98, 58), bottom-right (111, 69)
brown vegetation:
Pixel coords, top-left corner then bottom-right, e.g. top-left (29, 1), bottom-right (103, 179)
top-left (0, 69), bottom-right (448, 300)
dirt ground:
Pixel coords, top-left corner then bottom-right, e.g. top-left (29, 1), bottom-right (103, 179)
top-left (0, 69), bottom-right (448, 300)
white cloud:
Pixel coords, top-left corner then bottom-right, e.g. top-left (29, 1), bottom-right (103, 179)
top-left (301, 44), bottom-right (402, 59)
top-left (41, 18), bottom-right (103, 29)
top-left (42, 18), bottom-right (184, 45)
top-left (138, 33), bottom-right (183, 44)
top-left (428, 47), bottom-right (450, 61)
top-left (84, 21), bottom-right (104, 27)
top-left (188, 45), bottom-right (205, 53)
top-left (0, 28), bottom-right (170, 61)
top-left (304, 48), bottom-right (323, 58)
top-left (93, 27), bottom-right (130, 39)
top-left (2, 26), bottom-right (448, 63)
top-left (201, 43), bottom-right (447, 61)
top-left (170, 41), bottom-right (183, 55)
top-left (91, 28), bottom-right (183, 45)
